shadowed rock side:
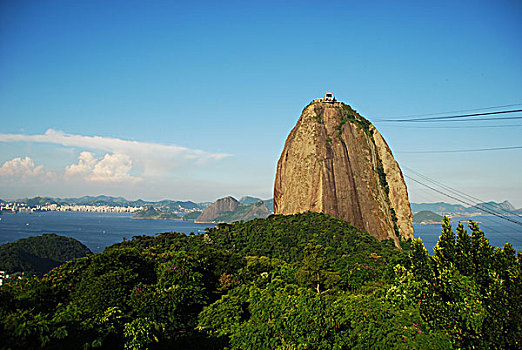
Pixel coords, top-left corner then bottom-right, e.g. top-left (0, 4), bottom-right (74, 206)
top-left (196, 196), bottom-right (239, 223)
top-left (274, 101), bottom-right (414, 246)
top-left (196, 197), bottom-right (271, 223)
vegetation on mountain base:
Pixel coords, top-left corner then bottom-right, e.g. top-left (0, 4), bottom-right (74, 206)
top-left (0, 213), bottom-right (519, 349)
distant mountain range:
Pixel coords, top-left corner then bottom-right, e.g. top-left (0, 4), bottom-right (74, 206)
top-left (131, 196), bottom-right (272, 223)
top-left (12, 195), bottom-right (203, 211)
top-left (410, 200), bottom-right (521, 216)
top-left (239, 196), bottom-right (273, 210)
top-left (10, 195), bottom-right (274, 212)
top-left (7, 195), bottom-right (519, 219)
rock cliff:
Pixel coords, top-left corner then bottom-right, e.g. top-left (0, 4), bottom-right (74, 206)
top-left (196, 196), bottom-right (239, 223)
top-left (214, 200), bottom-right (271, 223)
top-left (274, 98), bottom-right (414, 246)
top-left (196, 197), bottom-right (271, 223)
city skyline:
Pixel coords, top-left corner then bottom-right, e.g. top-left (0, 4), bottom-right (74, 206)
top-left (1, 1), bottom-right (521, 206)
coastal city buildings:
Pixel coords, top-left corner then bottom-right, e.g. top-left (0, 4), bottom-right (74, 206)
top-left (0, 202), bottom-right (144, 213)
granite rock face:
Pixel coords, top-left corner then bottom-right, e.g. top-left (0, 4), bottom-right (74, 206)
top-left (196, 196), bottom-right (239, 223)
top-left (196, 197), bottom-right (271, 223)
top-left (274, 100), bottom-right (414, 246)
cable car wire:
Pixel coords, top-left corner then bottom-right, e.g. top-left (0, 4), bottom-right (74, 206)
top-left (381, 103), bottom-right (522, 119)
top-left (376, 109), bottom-right (522, 122)
top-left (404, 174), bottom-right (522, 228)
top-left (400, 146), bottom-right (522, 153)
top-left (404, 166), bottom-right (522, 219)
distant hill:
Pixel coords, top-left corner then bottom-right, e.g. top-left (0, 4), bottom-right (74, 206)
top-left (213, 200), bottom-right (271, 223)
top-left (64, 195), bottom-right (129, 206)
top-left (411, 200), bottom-right (520, 216)
top-left (263, 198), bottom-right (274, 212)
top-left (239, 196), bottom-right (263, 204)
top-left (132, 206), bottom-right (181, 220)
top-left (0, 234), bottom-right (92, 276)
top-left (411, 202), bottom-right (467, 215)
top-left (18, 196), bottom-right (59, 207)
top-left (197, 202), bottom-right (213, 209)
top-left (413, 211), bottom-right (444, 224)
top-left (196, 196), bottom-right (239, 222)
top-left (476, 201), bottom-right (517, 213)
top-left (62, 196), bottom-right (202, 211)
top-left (196, 197), bottom-right (271, 223)
top-left (239, 196), bottom-right (273, 213)
top-left (156, 200), bottom-right (201, 211)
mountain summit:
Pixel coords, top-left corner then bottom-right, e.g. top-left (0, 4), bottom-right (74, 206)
top-left (274, 94), bottom-right (414, 246)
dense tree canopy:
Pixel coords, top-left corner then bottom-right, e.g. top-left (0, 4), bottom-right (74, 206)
top-left (0, 213), bottom-right (520, 349)
top-left (0, 233), bottom-right (92, 277)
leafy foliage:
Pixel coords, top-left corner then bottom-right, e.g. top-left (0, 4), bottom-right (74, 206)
top-left (388, 218), bottom-right (522, 348)
top-left (0, 213), bottom-right (519, 349)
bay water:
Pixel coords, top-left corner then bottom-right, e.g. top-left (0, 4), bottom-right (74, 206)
top-left (0, 211), bottom-right (215, 253)
top-left (413, 215), bottom-right (522, 254)
top-left (0, 211), bottom-right (520, 254)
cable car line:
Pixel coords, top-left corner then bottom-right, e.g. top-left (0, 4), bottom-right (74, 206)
top-left (404, 166), bottom-right (522, 219)
top-left (400, 146), bottom-right (522, 153)
top-left (380, 103), bottom-right (522, 119)
top-left (404, 175), bottom-right (522, 228)
top-left (376, 109), bottom-right (522, 122)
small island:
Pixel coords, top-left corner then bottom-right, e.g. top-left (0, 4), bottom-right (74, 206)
top-left (413, 210), bottom-right (444, 225)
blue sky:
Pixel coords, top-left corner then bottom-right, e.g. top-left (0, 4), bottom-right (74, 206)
top-left (1, 0), bottom-right (521, 206)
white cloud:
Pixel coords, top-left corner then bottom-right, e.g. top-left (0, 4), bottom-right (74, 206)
top-left (65, 152), bottom-right (141, 183)
top-left (0, 157), bottom-right (52, 180)
top-left (0, 129), bottom-right (230, 176)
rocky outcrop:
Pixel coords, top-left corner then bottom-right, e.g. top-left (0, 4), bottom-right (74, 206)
top-left (274, 99), bottom-right (414, 246)
top-left (196, 197), bottom-right (271, 223)
top-left (196, 196), bottom-right (239, 223)
top-left (216, 200), bottom-right (271, 222)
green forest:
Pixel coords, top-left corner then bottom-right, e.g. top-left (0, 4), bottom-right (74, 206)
top-left (0, 233), bottom-right (92, 277)
top-left (0, 213), bottom-right (520, 349)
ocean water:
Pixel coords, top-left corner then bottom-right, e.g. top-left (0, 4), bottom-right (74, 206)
top-left (0, 211), bottom-right (215, 253)
top-left (413, 215), bottom-right (522, 254)
top-left (0, 212), bottom-right (520, 255)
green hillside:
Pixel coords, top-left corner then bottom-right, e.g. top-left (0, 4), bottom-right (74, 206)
top-left (182, 211), bottom-right (203, 220)
top-left (413, 210), bottom-right (444, 224)
top-left (0, 214), bottom-right (520, 349)
top-left (0, 233), bottom-right (92, 276)
top-left (238, 196), bottom-right (263, 204)
top-left (18, 196), bottom-right (59, 207)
